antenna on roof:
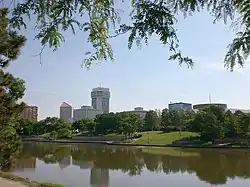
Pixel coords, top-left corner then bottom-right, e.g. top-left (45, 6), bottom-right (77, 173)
top-left (209, 93), bottom-right (212, 103)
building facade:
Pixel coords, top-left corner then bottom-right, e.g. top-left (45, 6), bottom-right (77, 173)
top-left (168, 102), bottom-right (192, 111)
top-left (126, 107), bottom-right (148, 119)
top-left (91, 87), bottom-right (110, 113)
top-left (73, 105), bottom-right (103, 122)
top-left (20, 105), bottom-right (38, 121)
top-left (60, 102), bottom-right (72, 122)
top-left (193, 103), bottom-right (227, 111)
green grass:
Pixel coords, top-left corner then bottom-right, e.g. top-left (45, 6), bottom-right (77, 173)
top-left (141, 147), bottom-right (200, 157)
top-left (0, 171), bottom-right (64, 187)
top-left (133, 131), bottom-right (199, 145)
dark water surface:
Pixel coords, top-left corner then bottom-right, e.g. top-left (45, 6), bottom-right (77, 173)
top-left (11, 142), bottom-right (250, 187)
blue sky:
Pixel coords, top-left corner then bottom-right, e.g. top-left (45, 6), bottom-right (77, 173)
top-left (6, 8), bottom-right (250, 120)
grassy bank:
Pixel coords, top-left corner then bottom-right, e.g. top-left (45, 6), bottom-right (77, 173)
top-left (133, 131), bottom-right (199, 145)
top-left (0, 171), bottom-right (64, 187)
top-left (141, 147), bottom-right (200, 157)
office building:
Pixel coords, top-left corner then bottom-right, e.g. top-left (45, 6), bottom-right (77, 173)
top-left (20, 105), bottom-right (38, 121)
top-left (193, 103), bottom-right (227, 111)
top-left (169, 102), bottom-right (192, 111)
top-left (91, 87), bottom-right (110, 113)
top-left (60, 102), bottom-right (72, 122)
top-left (73, 105), bottom-right (103, 122)
top-left (126, 107), bottom-right (148, 119)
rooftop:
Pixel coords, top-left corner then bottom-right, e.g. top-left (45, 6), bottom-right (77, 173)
top-left (60, 102), bottom-right (72, 108)
top-left (169, 102), bottom-right (192, 105)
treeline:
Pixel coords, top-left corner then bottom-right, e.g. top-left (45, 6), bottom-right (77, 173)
top-left (161, 106), bottom-right (250, 140)
top-left (14, 106), bottom-right (250, 141)
top-left (14, 112), bottom-right (144, 139)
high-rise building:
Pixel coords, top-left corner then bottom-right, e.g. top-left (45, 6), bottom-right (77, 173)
top-left (60, 102), bottom-right (72, 122)
top-left (91, 87), bottom-right (110, 113)
top-left (20, 105), bottom-right (38, 121)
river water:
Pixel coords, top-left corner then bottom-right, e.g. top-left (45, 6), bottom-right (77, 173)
top-left (10, 142), bottom-right (250, 187)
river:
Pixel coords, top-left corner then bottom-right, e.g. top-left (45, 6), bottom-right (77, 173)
top-left (10, 142), bottom-right (250, 187)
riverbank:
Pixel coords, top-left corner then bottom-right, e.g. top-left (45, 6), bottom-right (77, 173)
top-left (22, 131), bottom-right (250, 149)
top-left (0, 172), bottom-right (64, 187)
top-left (22, 138), bottom-right (250, 148)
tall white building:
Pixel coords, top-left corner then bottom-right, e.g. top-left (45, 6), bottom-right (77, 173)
top-left (60, 102), bottom-right (72, 122)
top-left (91, 87), bottom-right (110, 113)
top-left (73, 105), bottom-right (103, 122)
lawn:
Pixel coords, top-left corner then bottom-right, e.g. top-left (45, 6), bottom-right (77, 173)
top-left (133, 131), bottom-right (199, 145)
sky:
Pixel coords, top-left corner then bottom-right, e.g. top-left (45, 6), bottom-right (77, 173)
top-left (5, 5), bottom-right (250, 120)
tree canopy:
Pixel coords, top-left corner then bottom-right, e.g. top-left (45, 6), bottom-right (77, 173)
top-left (0, 8), bottom-right (26, 171)
top-left (2, 0), bottom-right (250, 70)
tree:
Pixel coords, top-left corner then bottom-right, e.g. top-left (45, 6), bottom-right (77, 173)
top-left (57, 128), bottom-right (72, 138)
top-left (95, 113), bottom-right (119, 135)
top-left (14, 118), bottom-right (35, 136)
top-left (160, 108), bottom-right (171, 132)
top-left (117, 112), bottom-right (142, 138)
top-left (49, 131), bottom-right (58, 139)
top-left (4, 0), bottom-right (250, 70)
top-left (144, 110), bottom-right (159, 131)
top-left (0, 8), bottom-right (26, 170)
top-left (193, 106), bottom-right (226, 140)
top-left (73, 118), bottom-right (96, 134)
top-left (85, 119), bottom-right (96, 136)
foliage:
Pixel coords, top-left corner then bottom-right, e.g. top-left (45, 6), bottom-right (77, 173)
top-left (3, 0), bottom-right (250, 70)
top-left (117, 112), bottom-right (143, 138)
top-left (73, 118), bottom-right (95, 134)
top-left (95, 113), bottom-right (119, 135)
top-left (14, 118), bottom-right (35, 136)
top-left (0, 8), bottom-right (26, 171)
top-left (50, 131), bottom-right (58, 139)
top-left (144, 110), bottom-right (159, 131)
top-left (57, 128), bottom-right (72, 138)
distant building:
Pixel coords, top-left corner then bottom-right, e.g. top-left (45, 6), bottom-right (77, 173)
top-left (73, 105), bottom-right (103, 122)
top-left (126, 107), bottom-right (148, 119)
top-left (228, 108), bottom-right (250, 113)
top-left (20, 105), bottom-right (38, 121)
top-left (193, 103), bottom-right (227, 111)
top-left (60, 102), bottom-right (72, 122)
top-left (168, 102), bottom-right (192, 111)
top-left (91, 87), bottom-right (110, 113)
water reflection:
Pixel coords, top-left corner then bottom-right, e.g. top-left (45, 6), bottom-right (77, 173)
top-left (11, 143), bottom-right (250, 187)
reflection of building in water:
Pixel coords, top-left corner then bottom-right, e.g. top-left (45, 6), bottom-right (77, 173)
top-left (72, 160), bottom-right (94, 169)
top-left (90, 167), bottom-right (109, 187)
top-left (14, 158), bottom-right (36, 171)
top-left (58, 156), bottom-right (72, 170)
